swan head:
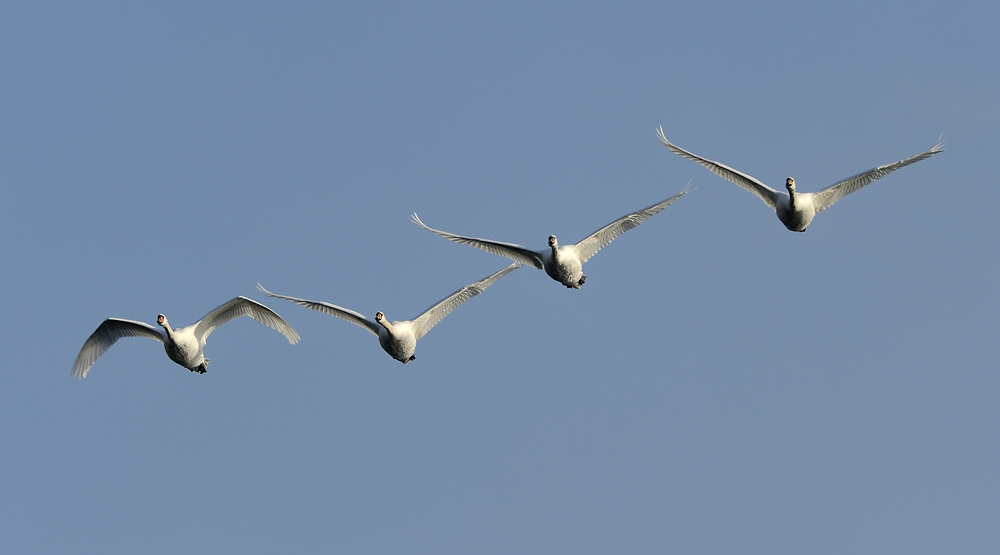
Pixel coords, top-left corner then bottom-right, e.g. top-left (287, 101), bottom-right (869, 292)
top-left (785, 177), bottom-right (796, 192)
top-left (375, 311), bottom-right (392, 330)
top-left (548, 235), bottom-right (558, 248)
top-left (156, 314), bottom-right (168, 328)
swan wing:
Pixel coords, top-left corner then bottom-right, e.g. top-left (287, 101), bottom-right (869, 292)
top-left (193, 296), bottom-right (300, 345)
top-left (257, 285), bottom-right (380, 337)
top-left (573, 184), bottom-right (692, 263)
top-left (409, 263), bottom-right (519, 340)
top-left (72, 318), bottom-right (164, 379)
top-left (657, 127), bottom-right (780, 210)
top-left (812, 138), bottom-right (945, 213)
top-left (411, 213), bottom-right (545, 270)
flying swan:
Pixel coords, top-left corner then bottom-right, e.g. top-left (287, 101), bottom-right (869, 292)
top-left (411, 186), bottom-right (690, 289)
top-left (257, 263), bottom-right (519, 364)
top-left (656, 127), bottom-right (943, 231)
top-left (72, 296), bottom-right (300, 378)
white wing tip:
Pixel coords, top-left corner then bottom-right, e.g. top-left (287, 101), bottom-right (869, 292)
top-left (247, 290), bottom-right (300, 344)
top-left (655, 125), bottom-right (669, 145)
top-left (257, 283), bottom-right (276, 297)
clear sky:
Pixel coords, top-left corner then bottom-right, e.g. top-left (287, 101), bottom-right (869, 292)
top-left (1, 1), bottom-right (997, 553)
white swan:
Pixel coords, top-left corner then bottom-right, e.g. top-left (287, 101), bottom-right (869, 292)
top-left (411, 186), bottom-right (690, 289)
top-left (72, 296), bottom-right (300, 379)
top-left (257, 263), bottom-right (519, 364)
top-left (656, 127), bottom-right (944, 232)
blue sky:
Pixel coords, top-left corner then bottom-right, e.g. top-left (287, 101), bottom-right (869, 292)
top-left (1, 1), bottom-right (997, 553)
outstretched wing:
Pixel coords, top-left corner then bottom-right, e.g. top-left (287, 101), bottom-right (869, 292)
top-left (72, 318), bottom-right (164, 379)
top-left (194, 296), bottom-right (300, 346)
top-left (573, 184), bottom-right (692, 263)
top-left (409, 263), bottom-right (520, 340)
top-left (257, 285), bottom-right (380, 337)
top-left (811, 138), bottom-right (945, 213)
top-left (657, 127), bottom-right (780, 210)
top-left (412, 213), bottom-right (545, 270)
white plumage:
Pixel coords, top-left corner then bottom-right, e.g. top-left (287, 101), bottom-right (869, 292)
top-left (657, 127), bottom-right (943, 231)
top-left (72, 296), bottom-right (300, 378)
top-left (258, 263), bottom-right (519, 363)
top-left (412, 185), bottom-right (690, 289)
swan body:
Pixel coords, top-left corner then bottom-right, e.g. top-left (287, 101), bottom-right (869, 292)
top-left (412, 185), bottom-right (690, 289)
top-left (72, 296), bottom-right (301, 378)
top-left (775, 180), bottom-right (818, 232)
top-left (258, 263), bottom-right (519, 363)
top-left (374, 313), bottom-right (417, 363)
top-left (541, 235), bottom-right (585, 287)
top-left (656, 127), bottom-right (944, 232)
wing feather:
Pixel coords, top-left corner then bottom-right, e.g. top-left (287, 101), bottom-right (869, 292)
top-left (194, 296), bottom-right (300, 345)
top-left (71, 318), bottom-right (164, 379)
top-left (257, 285), bottom-right (379, 337)
top-left (573, 184), bottom-right (692, 263)
top-left (657, 127), bottom-right (780, 210)
top-left (412, 213), bottom-right (545, 270)
top-left (409, 263), bottom-right (520, 340)
top-left (811, 138), bottom-right (945, 213)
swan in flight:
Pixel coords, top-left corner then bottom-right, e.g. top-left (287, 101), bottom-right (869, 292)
top-left (72, 296), bottom-right (300, 379)
top-left (411, 186), bottom-right (690, 289)
top-left (257, 263), bottom-right (519, 364)
top-left (656, 127), bottom-right (943, 232)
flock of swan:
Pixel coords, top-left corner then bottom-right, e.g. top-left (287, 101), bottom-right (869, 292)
top-left (71, 128), bottom-right (944, 378)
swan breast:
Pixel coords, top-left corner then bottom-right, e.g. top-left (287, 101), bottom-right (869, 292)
top-left (163, 326), bottom-right (203, 368)
top-left (775, 193), bottom-right (817, 232)
top-left (378, 321), bottom-right (417, 362)
top-left (542, 247), bottom-right (584, 287)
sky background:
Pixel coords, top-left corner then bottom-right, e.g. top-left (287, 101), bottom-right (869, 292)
top-left (1, 1), bottom-right (997, 553)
